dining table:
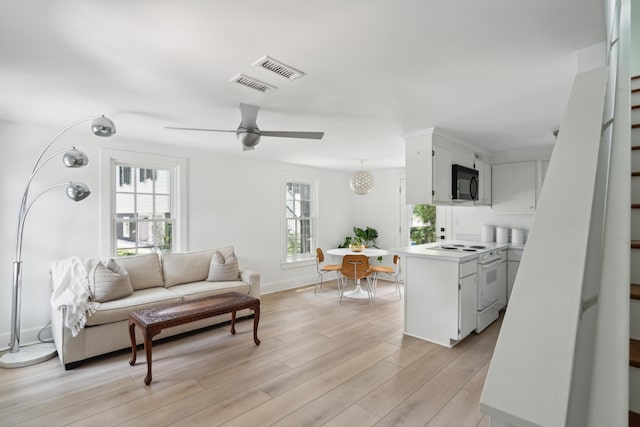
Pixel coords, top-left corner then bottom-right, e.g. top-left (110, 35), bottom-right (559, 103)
top-left (326, 247), bottom-right (389, 299)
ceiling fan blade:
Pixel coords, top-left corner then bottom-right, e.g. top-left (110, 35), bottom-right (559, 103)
top-left (260, 131), bottom-right (324, 140)
top-left (164, 127), bottom-right (236, 133)
top-left (239, 103), bottom-right (259, 129)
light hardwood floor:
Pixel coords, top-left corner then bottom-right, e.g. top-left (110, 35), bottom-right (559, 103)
top-left (0, 280), bottom-right (501, 426)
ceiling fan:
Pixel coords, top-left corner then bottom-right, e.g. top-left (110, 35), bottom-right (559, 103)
top-left (165, 103), bottom-right (324, 151)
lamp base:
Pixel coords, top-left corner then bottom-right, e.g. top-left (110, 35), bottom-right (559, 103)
top-left (0, 342), bottom-right (57, 368)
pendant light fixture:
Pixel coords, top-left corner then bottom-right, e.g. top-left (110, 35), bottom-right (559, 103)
top-left (350, 159), bottom-right (374, 195)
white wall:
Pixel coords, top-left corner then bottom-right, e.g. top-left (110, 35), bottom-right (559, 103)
top-left (0, 120), bottom-right (403, 348)
top-left (352, 168), bottom-right (405, 251)
top-left (632, 0), bottom-right (640, 75)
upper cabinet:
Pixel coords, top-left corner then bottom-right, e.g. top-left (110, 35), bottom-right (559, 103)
top-left (432, 144), bottom-right (453, 203)
top-left (491, 161), bottom-right (536, 213)
top-left (405, 128), bottom-right (488, 206)
top-left (475, 159), bottom-right (492, 206)
top-left (405, 130), bottom-right (435, 205)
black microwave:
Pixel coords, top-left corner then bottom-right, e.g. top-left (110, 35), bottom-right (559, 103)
top-left (452, 164), bottom-right (479, 201)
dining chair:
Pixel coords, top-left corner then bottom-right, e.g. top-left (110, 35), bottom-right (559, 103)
top-left (370, 255), bottom-right (402, 299)
top-left (338, 254), bottom-right (373, 305)
top-left (315, 248), bottom-right (341, 294)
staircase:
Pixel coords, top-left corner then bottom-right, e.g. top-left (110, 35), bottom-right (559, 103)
top-left (631, 74), bottom-right (640, 425)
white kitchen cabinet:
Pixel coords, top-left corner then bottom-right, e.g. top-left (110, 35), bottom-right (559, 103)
top-left (497, 249), bottom-right (508, 308)
top-left (433, 144), bottom-right (453, 203)
top-left (405, 131), bottom-right (433, 205)
top-left (404, 255), bottom-right (477, 347)
top-left (507, 248), bottom-right (523, 302)
top-left (459, 269), bottom-right (478, 339)
top-left (405, 128), bottom-right (480, 206)
top-left (536, 160), bottom-right (550, 203)
top-left (492, 161), bottom-right (536, 213)
top-left (475, 159), bottom-right (492, 206)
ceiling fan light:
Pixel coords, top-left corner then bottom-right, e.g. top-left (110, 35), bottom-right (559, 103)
top-left (238, 131), bottom-right (260, 149)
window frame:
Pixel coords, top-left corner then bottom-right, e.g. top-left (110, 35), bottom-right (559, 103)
top-left (100, 149), bottom-right (188, 257)
top-left (113, 165), bottom-right (172, 256)
top-left (281, 174), bottom-right (318, 266)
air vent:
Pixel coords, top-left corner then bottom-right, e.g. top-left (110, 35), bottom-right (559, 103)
top-left (229, 74), bottom-right (277, 93)
top-left (253, 55), bottom-right (305, 80)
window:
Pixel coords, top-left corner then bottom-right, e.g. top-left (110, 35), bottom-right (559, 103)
top-left (284, 178), bottom-right (315, 262)
top-left (114, 165), bottom-right (172, 256)
top-left (410, 204), bottom-right (436, 244)
top-left (100, 149), bottom-right (187, 257)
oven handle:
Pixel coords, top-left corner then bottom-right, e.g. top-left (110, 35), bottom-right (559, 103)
top-left (478, 258), bottom-right (503, 268)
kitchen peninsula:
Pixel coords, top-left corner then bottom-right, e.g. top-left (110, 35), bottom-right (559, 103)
top-left (393, 241), bottom-right (518, 348)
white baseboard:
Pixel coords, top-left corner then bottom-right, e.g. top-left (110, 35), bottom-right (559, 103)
top-left (261, 274), bottom-right (318, 294)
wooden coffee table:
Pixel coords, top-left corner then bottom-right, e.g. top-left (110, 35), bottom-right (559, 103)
top-left (128, 292), bottom-right (260, 385)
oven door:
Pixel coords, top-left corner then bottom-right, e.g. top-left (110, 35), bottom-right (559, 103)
top-left (477, 258), bottom-right (505, 310)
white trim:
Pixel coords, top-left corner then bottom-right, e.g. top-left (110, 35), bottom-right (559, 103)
top-left (433, 128), bottom-right (488, 155)
top-left (99, 148), bottom-right (188, 256)
top-left (402, 128), bottom-right (435, 139)
top-left (260, 274), bottom-right (319, 294)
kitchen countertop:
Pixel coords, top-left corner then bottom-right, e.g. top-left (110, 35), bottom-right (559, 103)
top-left (391, 240), bottom-right (516, 262)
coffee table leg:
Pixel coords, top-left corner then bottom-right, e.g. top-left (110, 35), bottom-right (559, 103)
top-left (144, 332), bottom-right (153, 385)
top-left (230, 310), bottom-right (237, 335)
top-left (253, 304), bottom-right (261, 345)
top-left (128, 319), bottom-right (137, 366)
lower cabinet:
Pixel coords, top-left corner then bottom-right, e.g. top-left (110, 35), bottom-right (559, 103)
top-left (458, 273), bottom-right (478, 340)
top-left (507, 249), bottom-right (523, 302)
top-left (507, 261), bottom-right (519, 301)
top-left (404, 256), bottom-right (477, 347)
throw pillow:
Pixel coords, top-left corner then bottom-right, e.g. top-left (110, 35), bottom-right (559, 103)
top-left (207, 249), bottom-right (239, 281)
top-left (89, 259), bottom-right (134, 302)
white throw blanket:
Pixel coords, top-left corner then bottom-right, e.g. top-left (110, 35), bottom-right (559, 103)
top-left (50, 257), bottom-right (100, 337)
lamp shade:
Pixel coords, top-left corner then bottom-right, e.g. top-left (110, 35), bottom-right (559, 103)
top-left (350, 170), bottom-right (375, 195)
top-left (62, 149), bottom-right (89, 168)
top-left (91, 116), bottom-right (116, 137)
top-left (66, 182), bottom-right (91, 201)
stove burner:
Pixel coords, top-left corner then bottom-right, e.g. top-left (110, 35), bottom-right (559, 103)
top-left (462, 248), bottom-right (477, 252)
top-left (469, 245), bottom-right (486, 249)
top-left (452, 244), bottom-right (465, 247)
top-left (439, 246), bottom-right (459, 250)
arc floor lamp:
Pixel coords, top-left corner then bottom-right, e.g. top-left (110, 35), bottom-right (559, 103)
top-left (0, 115), bottom-right (116, 368)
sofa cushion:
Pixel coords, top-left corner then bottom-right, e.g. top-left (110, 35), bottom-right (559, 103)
top-left (168, 280), bottom-right (250, 301)
top-left (162, 249), bottom-right (215, 287)
top-left (88, 259), bottom-right (134, 302)
top-left (86, 287), bottom-right (182, 326)
top-left (207, 248), bottom-right (239, 281)
top-left (115, 254), bottom-right (163, 291)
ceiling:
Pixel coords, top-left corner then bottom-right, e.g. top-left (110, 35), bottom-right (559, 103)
top-left (0, 1), bottom-right (605, 171)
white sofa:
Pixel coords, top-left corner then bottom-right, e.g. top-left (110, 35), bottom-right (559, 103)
top-left (50, 248), bottom-right (260, 369)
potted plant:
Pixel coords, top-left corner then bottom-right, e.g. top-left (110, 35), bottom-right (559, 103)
top-left (349, 237), bottom-right (364, 252)
top-left (353, 226), bottom-right (379, 248)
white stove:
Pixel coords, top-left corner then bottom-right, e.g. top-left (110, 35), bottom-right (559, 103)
top-left (431, 243), bottom-right (488, 253)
